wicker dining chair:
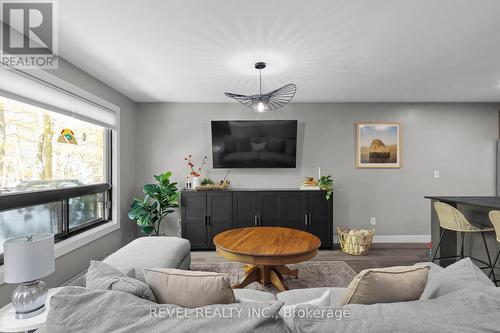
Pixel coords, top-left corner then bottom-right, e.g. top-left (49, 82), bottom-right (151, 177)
top-left (432, 202), bottom-right (495, 279)
top-left (487, 210), bottom-right (500, 285)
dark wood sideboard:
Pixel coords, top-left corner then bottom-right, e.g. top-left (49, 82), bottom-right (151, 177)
top-left (181, 189), bottom-right (333, 250)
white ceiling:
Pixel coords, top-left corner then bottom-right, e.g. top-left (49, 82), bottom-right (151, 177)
top-left (58, 0), bottom-right (500, 102)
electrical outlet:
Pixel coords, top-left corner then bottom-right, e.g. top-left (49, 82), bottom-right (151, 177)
top-left (433, 170), bottom-right (440, 179)
top-left (370, 217), bottom-right (376, 225)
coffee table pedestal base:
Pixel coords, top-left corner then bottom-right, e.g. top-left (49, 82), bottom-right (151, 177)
top-left (233, 265), bottom-right (298, 292)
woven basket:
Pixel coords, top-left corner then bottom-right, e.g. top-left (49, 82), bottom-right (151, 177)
top-left (337, 226), bottom-right (375, 256)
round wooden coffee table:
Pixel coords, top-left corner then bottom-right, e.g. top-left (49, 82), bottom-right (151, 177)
top-left (213, 227), bottom-right (321, 291)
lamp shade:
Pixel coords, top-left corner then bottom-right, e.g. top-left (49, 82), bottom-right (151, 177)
top-left (4, 234), bottom-right (55, 283)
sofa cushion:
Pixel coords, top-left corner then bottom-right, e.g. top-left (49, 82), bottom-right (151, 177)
top-left (340, 265), bottom-right (429, 305)
top-left (85, 261), bottom-right (156, 302)
top-left (224, 135), bottom-right (237, 153)
top-left (223, 151), bottom-right (259, 164)
top-left (144, 268), bottom-right (235, 308)
top-left (291, 285), bottom-right (500, 333)
top-left (46, 287), bottom-right (288, 333)
top-left (413, 262), bottom-right (444, 281)
top-left (234, 136), bottom-right (252, 152)
top-left (103, 236), bottom-right (191, 282)
top-left (284, 139), bottom-right (296, 156)
top-left (279, 290), bottom-right (330, 331)
top-left (420, 258), bottom-right (495, 299)
top-left (259, 152), bottom-right (295, 165)
top-left (267, 137), bottom-right (285, 153)
top-left (233, 289), bottom-right (276, 303)
top-left (277, 287), bottom-right (347, 307)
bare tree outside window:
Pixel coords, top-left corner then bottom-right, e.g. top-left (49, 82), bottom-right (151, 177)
top-left (0, 96), bottom-right (107, 252)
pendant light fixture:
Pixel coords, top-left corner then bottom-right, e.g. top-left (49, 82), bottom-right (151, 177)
top-left (224, 62), bottom-right (296, 113)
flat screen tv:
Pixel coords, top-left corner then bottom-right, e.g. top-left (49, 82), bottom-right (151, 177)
top-left (211, 120), bottom-right (297, 168)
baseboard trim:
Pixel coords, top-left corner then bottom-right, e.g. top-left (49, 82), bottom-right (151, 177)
top-left (333, 235), bottom-right (431, 244)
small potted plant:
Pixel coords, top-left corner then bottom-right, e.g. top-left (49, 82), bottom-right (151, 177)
top-left (318, 175), bottom-right (333, 200)
top-left (200, 177), bottom-right (214, 186)
top-left (128, 171), bottom-right (179, 236)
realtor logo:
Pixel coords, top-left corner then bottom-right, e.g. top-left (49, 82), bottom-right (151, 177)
top-left (1, 0), bottom-right (58, 68)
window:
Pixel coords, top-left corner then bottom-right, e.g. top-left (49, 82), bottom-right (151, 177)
top-left (0, 95), bottom-right (112, 259)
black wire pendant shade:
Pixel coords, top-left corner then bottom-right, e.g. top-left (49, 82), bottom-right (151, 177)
top-left (224, 62), bottom-right (296, 113)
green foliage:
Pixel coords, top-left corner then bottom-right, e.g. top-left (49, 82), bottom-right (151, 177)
top-left (200, 177), bottom-right (214, 186)
top-left (128, 171), bottom-right (179, 236)
top-left (318, 175), bottom-right (334, 200)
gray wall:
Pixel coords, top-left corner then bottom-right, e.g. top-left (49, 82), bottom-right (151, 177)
top-left (0, 59), bottom-right (138, 306)
top-left (136, 102), bottom-right (499, 237)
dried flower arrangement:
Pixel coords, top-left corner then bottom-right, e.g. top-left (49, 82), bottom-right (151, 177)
top-left (184, 154), bottom-right (208, 178)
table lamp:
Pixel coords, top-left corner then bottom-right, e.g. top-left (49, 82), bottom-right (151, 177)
top-left (4, 234), bottom-right (55, 319)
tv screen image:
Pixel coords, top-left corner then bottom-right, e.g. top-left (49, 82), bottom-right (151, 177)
top-left (211, 120), bottom-right (297, 168)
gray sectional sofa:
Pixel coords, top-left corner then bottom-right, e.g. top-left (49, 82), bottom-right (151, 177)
top-left (39, 237), bottom-right (500, 332)
top-left (102, 236), bottom-right (191, 281)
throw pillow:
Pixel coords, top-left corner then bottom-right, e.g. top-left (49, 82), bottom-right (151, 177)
top-left (224, 135), bottom-right (237, 153)
top-left (267, 137), bottom-right (285, 153)
top-left (251, 141), bottom-right (267, 152)
top-left (234, 136), bottom-right (252, 152)
top-left (284, 139), bottom-right (296, 156)
top-left (279, 290), bottom-right (330, 331)
top-left (419, 257), bottom-right (495, 299)
top-left (83, 266), bottom-right (135, 285)
top-left (144, 268), bottom-right (235, 308)
top-left (340, 265), bottom-right (429, 305)
top-left (85, 261), bottom-right (156, 302)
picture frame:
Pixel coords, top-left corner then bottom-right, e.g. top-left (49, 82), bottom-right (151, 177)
top-left (356, 122), bottom-right (401, 169)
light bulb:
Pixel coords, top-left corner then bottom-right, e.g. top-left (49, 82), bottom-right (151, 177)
top-left (257, 102), bottom-right (266, 112)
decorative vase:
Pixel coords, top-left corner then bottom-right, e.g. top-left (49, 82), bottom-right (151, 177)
top-left (192, 176), bottom-right (201, 189)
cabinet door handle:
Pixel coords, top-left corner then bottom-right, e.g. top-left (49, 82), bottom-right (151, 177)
top-left (257, 215), bottom-right (261, 226)
top-left (304, 214), bottom-right (308, 226)
top-left (254, 215), bottom-right (258, 226)
top-left (207, 215), bottom-right (211, 226)
top-left (308, 214), bottom-right (312, 226)
top-left (204, 215), bottom-right (208, 227)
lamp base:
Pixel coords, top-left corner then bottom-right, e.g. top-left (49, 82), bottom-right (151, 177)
top-left (12, 280), bottom-right (48, 319)
top-left (15, 304), bottom-right (45, 319)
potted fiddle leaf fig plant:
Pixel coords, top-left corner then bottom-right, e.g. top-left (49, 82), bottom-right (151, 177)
top-left (318, 175), bottom-right (334, 200)
top-left (128, 171), bottom-right (179, 236)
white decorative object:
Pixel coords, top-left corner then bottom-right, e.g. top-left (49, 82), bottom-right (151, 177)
top-left (4, 234), bottom-right (55, 319)
top-left (0, 287), bottom-right (61, 333)
top-left (192, 176), bottom-right (201, 189)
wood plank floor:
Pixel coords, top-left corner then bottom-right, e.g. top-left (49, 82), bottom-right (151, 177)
top-left (191, 244), bottom-right (430, 273)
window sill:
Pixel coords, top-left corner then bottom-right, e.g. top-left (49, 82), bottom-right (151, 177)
top-left (0, 220), bottom-right (119, 285)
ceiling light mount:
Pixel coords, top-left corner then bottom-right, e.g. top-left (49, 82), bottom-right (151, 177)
top-left (225, 61), bottom-right (296, 113)
top-left (254, 62), bottom-right (266, 70)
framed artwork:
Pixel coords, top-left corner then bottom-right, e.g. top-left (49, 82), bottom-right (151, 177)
top-left (356, 122), bottom-right (401, 168)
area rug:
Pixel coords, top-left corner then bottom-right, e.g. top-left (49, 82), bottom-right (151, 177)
top-left (190, 261), bottom-right (357, 294)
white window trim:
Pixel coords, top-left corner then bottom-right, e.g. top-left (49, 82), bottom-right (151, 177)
top-left (0, 68), bottom-right (121, 285)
